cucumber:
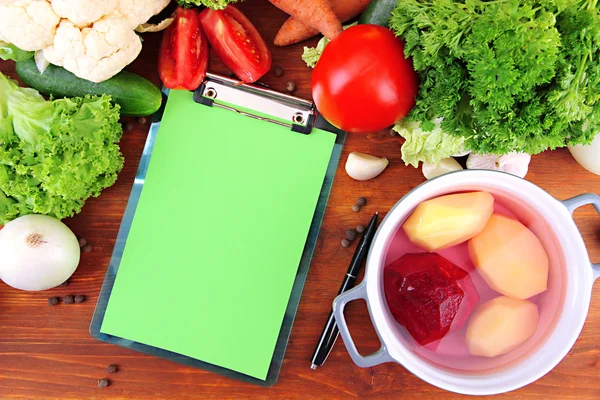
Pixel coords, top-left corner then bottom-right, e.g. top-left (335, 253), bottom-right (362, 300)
top-left (358, 0), bottom-right (398, 27)
top-left (16, 58), bottom-right (162, 117)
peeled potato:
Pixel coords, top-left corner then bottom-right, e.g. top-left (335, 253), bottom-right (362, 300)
top-left (468, 214), bottom-right (548, 300)
top-left (402, 192), bottom-right (494, 251)
top-left (466, 296), bottom-right (539, 357)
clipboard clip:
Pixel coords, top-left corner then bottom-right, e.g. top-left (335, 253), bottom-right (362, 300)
top-left (193, 73), bottom-right (316, 134)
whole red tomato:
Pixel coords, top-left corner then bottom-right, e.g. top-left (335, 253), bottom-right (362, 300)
top-left (312, 25), bottom-right (418, 133)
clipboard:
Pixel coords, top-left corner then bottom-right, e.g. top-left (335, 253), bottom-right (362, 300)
top-left (90, 73), bottom-right (346, 386)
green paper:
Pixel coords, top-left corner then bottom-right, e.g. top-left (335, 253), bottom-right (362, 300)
top-left (100, 90), bottom-right (336, 380)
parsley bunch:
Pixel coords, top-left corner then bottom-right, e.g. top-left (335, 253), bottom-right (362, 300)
top-left (176, 0), bottom-right (238, 9)
top-left (391, 0), bottom-right (600, 155)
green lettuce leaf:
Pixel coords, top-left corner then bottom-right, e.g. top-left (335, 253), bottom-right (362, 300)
top-left (0, 41), bottom-right (34, 61)
top-left (393, 118), bottom-right (466, 167)
top-left (0, 73), bottom-right (124, 224)
top-left (176, 0), bottom-right (238, 9)
top-left (302, 22), bottom-right (357, 68)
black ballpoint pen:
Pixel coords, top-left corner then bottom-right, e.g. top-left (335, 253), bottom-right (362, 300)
top-left (310, 211), bottom-right (379, 370)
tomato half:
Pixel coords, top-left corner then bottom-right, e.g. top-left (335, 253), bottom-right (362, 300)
top-left (199, 6), bottom-right (271, 83)
top-left (311, 25), bottom-right (418, 133)
top-left (159, 7), bottom-right (209, 90)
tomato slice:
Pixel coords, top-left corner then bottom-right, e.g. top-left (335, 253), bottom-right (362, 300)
top-left (199, 6), bottom-right (271, 83)
top-left (159, 7), bottom-right (209, 90)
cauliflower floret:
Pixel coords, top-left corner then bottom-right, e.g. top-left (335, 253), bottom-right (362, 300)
top-left (43, 17), bottom-right (142, 82)
top-left (113, 0), bottom-right (172, 29)
top-left (1, 0), bottom-right (170, 82)
top-left (0, 0), bottom-right (60, 51)
top-left (50, 0), bottom-right (117, 27)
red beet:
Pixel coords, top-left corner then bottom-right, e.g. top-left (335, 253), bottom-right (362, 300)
top-left (384, 253), bottom-right (479, 346)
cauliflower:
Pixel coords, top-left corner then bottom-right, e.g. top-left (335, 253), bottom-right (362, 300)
top-left (0, 0), bottom-right (170, 82)
top-left (0, 0), bottom-right (60, 51)
top-left (43, 18), bottom-right (143, 83)
top-left (51, 0), bottom-right (118, 27)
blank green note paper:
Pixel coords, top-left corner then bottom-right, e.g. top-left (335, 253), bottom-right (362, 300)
top-left (101, 90), bottom-right (336, 380)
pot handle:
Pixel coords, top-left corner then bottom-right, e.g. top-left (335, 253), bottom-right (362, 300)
top-left (561, 193), bottom-right (600, 280)
top-left (332, 282), bottom-right (394, 368)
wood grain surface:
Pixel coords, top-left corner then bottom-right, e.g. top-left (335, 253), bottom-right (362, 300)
top-left (1, 2), bottom-right (599, 399)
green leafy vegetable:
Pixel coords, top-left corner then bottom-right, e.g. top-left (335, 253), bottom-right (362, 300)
top-left (0, 41), bottom-right (34, 62)
top-left (176, 0), bottom-right (238, 9)
top-left (302, 22), bottom-right (357, 68)
top-left (0, 73), bottom-right (124, 224)
top-left (393, 118), bottom-right (466, 167)
top-left (390, 0), bottom-right (600, 155)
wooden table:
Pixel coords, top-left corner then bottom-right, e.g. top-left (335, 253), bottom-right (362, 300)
top-left (1, 2), bottom-right (599, 399)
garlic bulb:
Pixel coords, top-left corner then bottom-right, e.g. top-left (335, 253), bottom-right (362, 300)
top-left (345, 152), bottom-right (389, 181)
top-left (466, 153), bottom-right (531, 178)
top-left (422, 158), bottom-right (463, 179)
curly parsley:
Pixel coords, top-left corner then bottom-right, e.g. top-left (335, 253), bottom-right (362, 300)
top-left (391, 0), bottom-right (600, 155)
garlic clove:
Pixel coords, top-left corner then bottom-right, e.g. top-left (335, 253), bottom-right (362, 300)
top-left (135, 17), bottom-right (175, 33)
top-left (422, 157), bottom-right (463, 180)
top-left (34, 51), bottom-right (49, 74)
top-left (466, 153), bottom-right (531, 178)
top-left (345, 152), bottom-right (389, 181)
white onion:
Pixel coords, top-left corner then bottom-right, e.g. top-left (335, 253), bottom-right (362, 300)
top-left (568, 134), bottom-right (600, 176)
top-left (0, 215), bottom-right (81, 291)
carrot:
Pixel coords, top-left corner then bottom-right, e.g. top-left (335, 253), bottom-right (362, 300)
top-left (274, 0), bottom-right (371, 46)
top-left (268, 0), bottom-right (343, 42)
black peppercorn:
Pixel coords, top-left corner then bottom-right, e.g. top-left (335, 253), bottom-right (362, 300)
top-left (78, 237), bottom-right (87, 248)
top-left (59, 280), bottom-right (69, 287)
top-left (341, 239), bottom-right (351, 248)
top-left (98, 378), bottom-right (109, 388)
top-left (107, 364), bottom-right (117, 374)
top-left (126, 123), bottom-right (134, 132)
top-left (138, 117), bottom-right (147, 125)
top-left (389, 128), bottom-right (397, 136)
top-left (357, 197), bottom-right (367, 206)
top-left (285, 80), bottom-right (296, 93)
top-left (81, 244), bottom-right (93, 253)
top-left (356, 224), bottom-right (365, 234)
top-left (74, 295), bottom-right (86, 304)
top-left (351, 204), bottom-right (360, 212)
top-left (48, 297), bottom-right (59, 306)
top-left (274, 66), bottom-right (284, 77)
top-left (63, 295), bottom-right (74, 304)
top-left (345, 229), bottom-right (357, 241)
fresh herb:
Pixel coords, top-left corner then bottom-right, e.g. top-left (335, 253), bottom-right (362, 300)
top-left (393, 118), bottom-right (466, 167)
top-left (390, 0), bottom-right (600, 155)
top-left (302, 22), bottom-right (357, 68)
top-left (176, 0), bottom-right (238, 9)
top-left (0, 42), bottom-right (33, 62)
top-left (0, 73), bottom-right (124, 224)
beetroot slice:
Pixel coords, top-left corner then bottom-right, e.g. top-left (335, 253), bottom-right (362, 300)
top-left (384, 253), bottom-right (479, 346)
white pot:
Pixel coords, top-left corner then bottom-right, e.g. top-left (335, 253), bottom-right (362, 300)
top-left (333, 170), bottom-right (599, 395)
